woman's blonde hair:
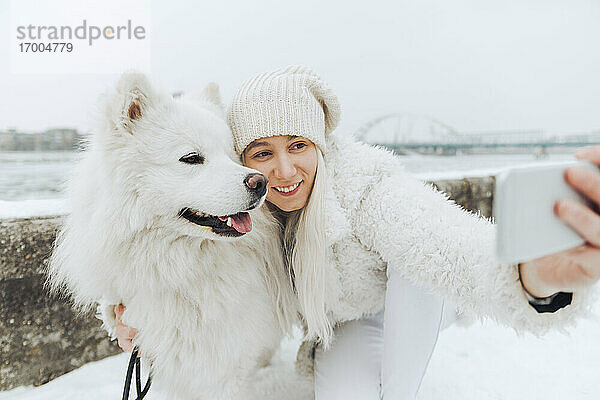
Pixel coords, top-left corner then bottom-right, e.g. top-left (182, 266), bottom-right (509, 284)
top-left (278, 148), bottom-right (334, 347)
top-left (243, 144), bottom-right (334, 347)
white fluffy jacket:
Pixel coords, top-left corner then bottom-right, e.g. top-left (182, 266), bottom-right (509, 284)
top-left (316, 132), bottom-right (595, 333)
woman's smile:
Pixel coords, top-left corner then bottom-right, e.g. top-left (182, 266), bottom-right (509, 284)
top-left (272, 180), bottom-right (303, 196)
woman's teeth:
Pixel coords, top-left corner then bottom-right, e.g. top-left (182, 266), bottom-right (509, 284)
top-left (273, 181), bottom-right (301, 193)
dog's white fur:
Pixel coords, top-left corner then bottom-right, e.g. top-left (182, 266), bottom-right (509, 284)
top-left (47, 73), bottom-right (299, 399)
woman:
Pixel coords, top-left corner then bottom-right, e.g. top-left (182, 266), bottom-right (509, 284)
top-left (116, 65), bottom-right (600, 399)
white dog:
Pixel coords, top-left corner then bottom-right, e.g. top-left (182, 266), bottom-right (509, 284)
top-left (47, 73), bottom-right (302, 400)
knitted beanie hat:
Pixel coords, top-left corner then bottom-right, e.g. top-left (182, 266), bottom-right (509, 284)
top-left (227, 65), bottom-right (341, 155)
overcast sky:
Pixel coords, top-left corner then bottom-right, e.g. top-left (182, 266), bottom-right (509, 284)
top-left (1, 0), bottom-right (599, 136)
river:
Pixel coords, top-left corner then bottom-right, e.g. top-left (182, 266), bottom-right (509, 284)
top-left (0, 150), bottom-right (577, 202)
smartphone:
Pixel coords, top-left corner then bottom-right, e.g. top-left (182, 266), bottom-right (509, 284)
top-left (494, 160), bottom-right (597, 265)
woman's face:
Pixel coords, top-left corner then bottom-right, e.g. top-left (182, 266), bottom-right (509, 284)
top-left (243, 135), bottom-right (318, 212)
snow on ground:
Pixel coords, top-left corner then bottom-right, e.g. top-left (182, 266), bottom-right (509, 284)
top-left (0, 354), bottom-right (133, 400)
top-left (0, 199), bottom-right (68, 219)
top-left (419, 314), bottom-right (600, 399)
top-left (2, 305), bottom-right (599, 400)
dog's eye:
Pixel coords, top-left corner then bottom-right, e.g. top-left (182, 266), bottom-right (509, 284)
top-left (179, 153), bottom-right (205, 165)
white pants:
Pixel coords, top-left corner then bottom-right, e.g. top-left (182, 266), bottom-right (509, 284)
top-left (314, 269), bottom-right (451, 400)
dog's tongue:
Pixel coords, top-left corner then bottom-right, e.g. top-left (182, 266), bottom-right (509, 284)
top-left (220, 212), bottom-right (251, 233)
top-left (231, 212), bottom-right (252, 233)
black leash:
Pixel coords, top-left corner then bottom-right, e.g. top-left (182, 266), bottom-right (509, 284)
top-left (122, 347), bottom-right (152, 400)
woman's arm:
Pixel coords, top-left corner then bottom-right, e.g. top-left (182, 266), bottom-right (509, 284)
top-left (96, 301), bottom-right (118, 340)
top-left (353, 169), bottom-right (596, 334)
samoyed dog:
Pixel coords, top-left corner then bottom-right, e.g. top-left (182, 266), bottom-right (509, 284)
top-left (47, 73), bottom-right (305, 400)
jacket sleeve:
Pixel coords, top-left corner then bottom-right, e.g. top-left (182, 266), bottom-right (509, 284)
top-left (95, 301), bottom-right (118, 340)
top-left (352, 171), bottom-right (596, 335)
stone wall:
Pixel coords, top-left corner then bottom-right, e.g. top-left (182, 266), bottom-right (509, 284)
top-left (432, 176), bottom-right (494, 219)
top-left (0, 176), bottom-right (494, 390)
top-left (0, 217), bottom-right (120, 391)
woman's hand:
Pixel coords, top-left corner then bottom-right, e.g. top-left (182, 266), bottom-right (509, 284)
top-left (520, 146), bottom-right (600, 297)
top-left (114, 304), bottom-right (138, 353)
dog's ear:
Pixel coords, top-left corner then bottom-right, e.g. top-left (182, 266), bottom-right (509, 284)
top-left (112, 72), bottom-right (154, 134)
top-left (200, 82), bottom-right (223, 109)
top-left (183, 82), bottom-right (225, 118)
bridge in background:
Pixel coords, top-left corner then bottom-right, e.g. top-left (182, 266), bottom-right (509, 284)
top-left (356, 113), bottom-right (600, 155)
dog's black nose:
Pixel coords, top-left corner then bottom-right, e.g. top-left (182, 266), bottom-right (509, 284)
top-left (245, 173), bottom-right (268, 197)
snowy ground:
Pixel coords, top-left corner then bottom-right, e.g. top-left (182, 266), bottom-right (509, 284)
top-left (2, 305), bottom-right (599, 400)
top-left (419, 314), bottom-right (600, 399)
top-left (0, 199), bottom-right (68, 219)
